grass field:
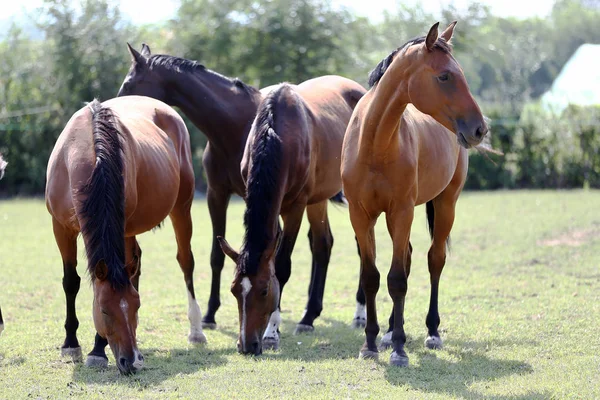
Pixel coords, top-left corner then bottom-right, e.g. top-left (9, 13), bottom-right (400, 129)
top-left (0, 191), bottom-right (599, 399)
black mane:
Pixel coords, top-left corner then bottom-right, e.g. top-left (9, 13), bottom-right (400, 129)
top-left (148, 54), bottom-right (257, 94)
top-left (79, 100), bottom-right (128, 290)
top-left (368, 36), bottom-right (452, 88)
top-left (239, 86), bottom-right (289, 275)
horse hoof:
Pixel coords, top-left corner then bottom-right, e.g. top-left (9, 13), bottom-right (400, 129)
top-left (425, 335), bottom-right (443, 350)
top-left (359, 349), bottom-right (379, 360)
top-left (85, 355), bottom-right (108, 368)
top-left (294, 324), bottom-right (314, 335)
top-left (379, 331), bottom-right (393, 350)
top-left (61, 347), bottom-right (83, 363)
top-left (263, 336), bottom-right (280, 351)
top-left (351, 318), bottom-right (366, 329)
top-left (201, 321), bottom-right (217, 330)
top-left (390, 351), bottom-right (409, 367)
top-left (188, 332), bottom-right (207, 344)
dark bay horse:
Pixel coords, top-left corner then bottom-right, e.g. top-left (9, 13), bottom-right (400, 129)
top-left (117, 44), bottom-right (348, 330)
top-left (0, 154), bottom-right (6, 336)
top-left (46, 96), bottom-right (205, 374)
top-left (341, 22), bottom-right (488, 366)
top-left (218, 76), bottom-right (366, 354)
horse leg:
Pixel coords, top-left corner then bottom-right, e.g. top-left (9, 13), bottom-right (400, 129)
top-left (296, 201), bottom-right (333, 332)
top-left (0, 306), bottom-right (4, 335)
top-left (385, 207), bottom-right (414, 366)
top-left (170, 201), bottom-right (207, 344)
top-left (262, 204), bottom-right (305, 350)
top-left (381, 241), bottom-right (412, 349)
top-left (202, 186), bottom-right (231, 329)
top-left (425, 196), bottom-right (457, 350)
top-left (352, 236), bottom-right (367, 328)
top-left (349, 206), bottom-right (380, 360)
top-left (52, 217), bottom-right (82, 362)
top-left (128, 237), bottom-right (142, 292)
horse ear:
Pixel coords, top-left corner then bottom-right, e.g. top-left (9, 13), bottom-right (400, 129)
top-left (95, 260), bottom-right (108, 281)
top-left (141, 43), bottom-right (151, 58)
top-left (218, 236), bottom-right (239, 263)
top-left (125, 256), bottom-right (139, 280)
top-left (425, 22), bottom-right (440, 51)
top-left (126, 42), bottom-right (145, 64)
top-left (440, 21), bottom-right (457, 42)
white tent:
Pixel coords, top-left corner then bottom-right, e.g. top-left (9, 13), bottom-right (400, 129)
top-left (541, 43), bottom-right (600, 114)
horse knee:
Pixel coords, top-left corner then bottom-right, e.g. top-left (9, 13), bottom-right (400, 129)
top-left (360, 268), bottom-right (380, 293)
top-left (387, 270), bottom-right (408, 296)
top-left (62, 268), bottom-right (81, 296)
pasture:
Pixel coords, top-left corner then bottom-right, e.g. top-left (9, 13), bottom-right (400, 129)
top-left (0, 191), bottom-right (598, 399)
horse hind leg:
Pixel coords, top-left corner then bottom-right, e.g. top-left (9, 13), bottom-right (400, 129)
top-left (52, 217), bottom-right (83, 362)
top-left (296, 201), bottom-right (333, 333)
top-left (352, 236), bottom-right (367, 329)
top-left (424, 196), bottom-right (457, 350)
top-left (170, 202), bottom-right (206, 344)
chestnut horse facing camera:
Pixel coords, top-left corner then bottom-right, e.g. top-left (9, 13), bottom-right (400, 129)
top-left (218, 76), bottom-right (366, 355)
top-left (341, 22), bottom-right (488, 366)
top-left (45, 96), bottom-right (206, 374)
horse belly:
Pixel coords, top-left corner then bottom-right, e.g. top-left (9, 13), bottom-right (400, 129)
top-left (415, 140), bottom-right (460, 205)
top-left (124, 152), bottom-right (180, 236)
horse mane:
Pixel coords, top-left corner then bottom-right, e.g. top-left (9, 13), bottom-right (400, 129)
top-left (148, 54), bottom-right (257, 94)
top-left (79, 99), bottom-right (128, 290)
top-left (239, 86), bottom-right (288, 275)
top-left (368, 36), bottom-right (452, 88)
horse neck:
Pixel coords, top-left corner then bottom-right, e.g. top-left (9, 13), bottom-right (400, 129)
top-left (363, 58), bottom-right (413, 157)
top-left (163, 68), bottom-right (261, 155)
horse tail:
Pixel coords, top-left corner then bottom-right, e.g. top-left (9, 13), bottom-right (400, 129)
top-left (425, 200), bottom-right (450, 251)
top-left (76, 99), bottom-right (128, 289)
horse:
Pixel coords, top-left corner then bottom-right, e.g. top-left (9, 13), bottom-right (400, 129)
top-left (45, 96), bottom-right (205, 374)
top-left (117, 44), bottom-right (351, 332)
top-left (218, 76), bottom-right (366, 355)
top-left (340, 22), bottom-right (488, 367)
top-left (0, 153), bottom-right (6, 336)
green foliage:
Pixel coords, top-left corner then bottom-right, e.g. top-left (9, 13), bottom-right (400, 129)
top-left (2, 0), bottom-right (600, 194)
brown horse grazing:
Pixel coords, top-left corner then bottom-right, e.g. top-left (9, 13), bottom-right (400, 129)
top-left (46, 96), bottom-right (205, 374)
top-left (117, 44), bottom-right (349, 331)
top-left (341, 22), bottom-right (488, 366)
top-left (0, 154), bottom-right (6, 335)
top-left (218, 76), bottom-right (366, 355)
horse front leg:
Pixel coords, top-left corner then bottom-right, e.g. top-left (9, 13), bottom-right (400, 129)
top-left (262, 204), bottom-right (305, 350)
top-left (202, 186), bottom-right (231, 329)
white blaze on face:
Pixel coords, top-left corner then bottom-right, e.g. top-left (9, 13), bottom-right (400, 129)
top-left (120, 299), bottom-right (129, 324)
top-left (240, 277), bottom-right (252, 348)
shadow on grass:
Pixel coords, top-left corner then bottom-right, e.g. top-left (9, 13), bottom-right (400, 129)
top-left (383, 337), bottom-right (544, 399)
top-left (70, 346), bottom-right (235, 387)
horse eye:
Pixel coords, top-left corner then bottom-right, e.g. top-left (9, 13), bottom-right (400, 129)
top-left (438, 73), bottom-right (449, 82)
top-left (101, 310), bottom-right (109, 316)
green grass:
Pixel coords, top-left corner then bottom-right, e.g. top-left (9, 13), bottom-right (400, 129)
top-left (0, 191), bottom-right (599, 399)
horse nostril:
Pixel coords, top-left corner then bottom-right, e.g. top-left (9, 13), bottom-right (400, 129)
top-left (138, 353), bottom-right (144, 362)
top-left (251, 341), bottom-right (261, 355)
top-left (475, 125), bottom-right (487, 139)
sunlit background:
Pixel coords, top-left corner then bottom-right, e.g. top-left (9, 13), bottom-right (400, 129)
top-left (1, 0), bottom-right (600, 194)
